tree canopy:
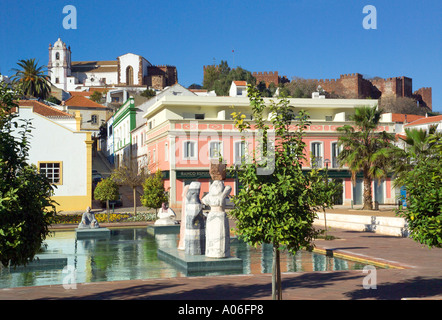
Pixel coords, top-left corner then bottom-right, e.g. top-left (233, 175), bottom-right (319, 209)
top-left (0, 83), bottom-right (56, 267)
top-left (203, 60), bottom-right (256, 96)
top-left (141, 169), bottom-right (168, 214)
top-left (337, 106), bottom-right (394, 210)
top-left (394, 127), bottom-right (442, 247)
top-left (94, 177), bottom-right (119, 222)
top-left (11, 59), bottom-right (51, 100)
top-left (230, 85), bottom-right (337, 299)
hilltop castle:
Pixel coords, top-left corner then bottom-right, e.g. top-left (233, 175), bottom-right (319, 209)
top-left (251, 70), bottom-right (432, 111)
top-left (317, 73), bottom-right (432, 110)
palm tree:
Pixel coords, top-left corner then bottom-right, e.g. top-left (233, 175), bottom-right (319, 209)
top-left (337, 106), bottom-right (395, 210)
top-left (391, 125), bottom-right (438, 187)
top-left (11, 59), bottom-right (51, 100)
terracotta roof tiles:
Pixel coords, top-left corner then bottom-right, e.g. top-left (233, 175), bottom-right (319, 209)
top-left (391, 113), bottom-right (425, 123)
top-left (405, 115), bottom-right (442, 127)
top-left (64, 95), bottom-right (107, 108)
top-left (17, 100), bottom-right (73, 118)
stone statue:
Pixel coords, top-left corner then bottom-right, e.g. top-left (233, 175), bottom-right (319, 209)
top-left (155, 202), bottom-right (177, 226)
top-left (184, 182), bottom-right (205, 255)
top-left (177, 184), bottom-right (190, 251)
top-left (201, 181), bottom-right (232, 258)
top-left (78, 207), bottom-right (99, 229)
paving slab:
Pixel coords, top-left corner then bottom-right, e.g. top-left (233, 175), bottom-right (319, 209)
top-left (0, 226), bottom-right (440, 300)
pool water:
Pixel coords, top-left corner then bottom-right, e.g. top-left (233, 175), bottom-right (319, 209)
top-left (0, 227), bottom-right (371, 289)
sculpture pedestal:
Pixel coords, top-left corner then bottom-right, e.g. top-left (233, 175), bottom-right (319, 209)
top-left (12, 254), bottom-right (68, 271)
top-left (147, 224), bottom-right (180, 236)
top-left (75, 228), bottom-right (111, 239)
top-left (157, 247), bottom-right (242, 276)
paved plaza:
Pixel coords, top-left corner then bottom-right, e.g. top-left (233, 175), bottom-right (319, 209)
top-left (0, 218), bottom-right (441, 300)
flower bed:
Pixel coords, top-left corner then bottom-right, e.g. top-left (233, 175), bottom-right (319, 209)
top-left (50, 212), bottom-right (157, 224)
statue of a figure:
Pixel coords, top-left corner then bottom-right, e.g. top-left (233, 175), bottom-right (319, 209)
top-left (201, 181), bottom-right (232, 258)
top-left (155, 202), bottom-right (177, 225)
top-left (177, 185), bottom-right (190, 250)
top-left (184, 182), bottom-right (205, 255)
top-left (78, 207), bottom-right (99, 229)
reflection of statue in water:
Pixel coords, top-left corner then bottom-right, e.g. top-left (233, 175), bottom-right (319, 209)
top-left (155, 202), bottom-right (177, 225)
top-left (201, 181), bottom-right (231, 258)
top-left (177, 185), bottom-right (190, 250)
top-left (78, 207), bottom-right (99, 229)
top-left (184, 182), bottom-right (205, 255)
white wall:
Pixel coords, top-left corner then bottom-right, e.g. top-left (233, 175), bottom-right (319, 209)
top-left (118, 54), bottom-right (142, 85)
top-left (15, 107), bottom-right (88, 197)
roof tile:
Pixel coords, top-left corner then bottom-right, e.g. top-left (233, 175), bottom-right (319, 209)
top-left (17, 100), bottom-right (73, 118)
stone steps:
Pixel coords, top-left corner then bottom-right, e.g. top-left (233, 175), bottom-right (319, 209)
top-left (314, 212), bottom-right (409, 237)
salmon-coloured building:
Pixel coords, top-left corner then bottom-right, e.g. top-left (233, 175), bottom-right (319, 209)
top-left (141, 84), bottom-right (397, 209)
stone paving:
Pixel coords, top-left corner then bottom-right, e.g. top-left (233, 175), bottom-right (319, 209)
top-left (0, 223), bottom-right (441, 300)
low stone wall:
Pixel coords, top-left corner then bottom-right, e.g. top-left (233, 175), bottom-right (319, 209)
top-left (314, 212), bottom-right (409, 237)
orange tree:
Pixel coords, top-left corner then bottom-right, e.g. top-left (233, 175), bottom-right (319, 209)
top-left (230, 85), bottom-right (336, 300)
top-left (94, 177), bottom-right (119, 222)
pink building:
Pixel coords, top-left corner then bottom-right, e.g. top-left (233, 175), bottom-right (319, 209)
top-left (142, 85), bottom-right (397, 209)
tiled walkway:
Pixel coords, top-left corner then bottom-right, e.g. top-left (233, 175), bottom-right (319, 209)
top-left (1, 225), bottom-right (441, 300)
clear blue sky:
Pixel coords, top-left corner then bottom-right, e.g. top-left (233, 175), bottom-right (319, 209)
top-left (1, 0), bottom-right (441, 112)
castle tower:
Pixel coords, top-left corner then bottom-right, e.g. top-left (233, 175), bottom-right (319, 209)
top-left (48, 38), bottom-right (72, 91)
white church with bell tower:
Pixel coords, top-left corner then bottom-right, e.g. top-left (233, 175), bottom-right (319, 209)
top-left (47, 38), bottom-right (178, 94)
top-left (48, 38), bottom-right (76, 92)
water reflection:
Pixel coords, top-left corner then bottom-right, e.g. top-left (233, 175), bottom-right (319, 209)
top-left (0, 227), bottom-right (369, 289)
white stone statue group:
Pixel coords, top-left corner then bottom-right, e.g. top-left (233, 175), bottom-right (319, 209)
top-left (177, 180), bottom-right (232, 258)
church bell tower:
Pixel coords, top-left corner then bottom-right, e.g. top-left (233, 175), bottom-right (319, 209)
top-left (48, 38), bottom-right (72, 91)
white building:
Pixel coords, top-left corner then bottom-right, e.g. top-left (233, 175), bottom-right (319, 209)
top-left (131, 83), bottom-right (197, 172)
top-left (229, 81), bottom-right (248, 97)
top-left (16, 100), bottom-right (93, 212)
top-left (48, 38), bottom-right (178, 94)
top-left (404, 114), bottom-right (442, 132)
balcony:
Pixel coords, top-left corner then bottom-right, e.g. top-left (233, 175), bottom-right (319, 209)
top-left (311, 157), bottom-right (323, 169)
top-left (332, 157), bottom-right (340, 169)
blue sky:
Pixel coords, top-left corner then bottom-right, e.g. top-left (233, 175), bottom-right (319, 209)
top-left (1, 0), bottom-right (441, 112)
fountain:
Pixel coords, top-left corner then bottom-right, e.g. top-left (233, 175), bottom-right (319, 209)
top-left (156, 161), bottom-right (243, 272)
top-left (75, 207), bottom-right (110, 239)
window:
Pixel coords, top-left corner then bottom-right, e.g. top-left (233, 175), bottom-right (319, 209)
top-left (209, 141), bottom-right (223, 159)
top-left (331, 142), bottom-right (341, 168)
top-left (234, 141), bottom-right (247, 164)
top-left (55, 78), bottom-right (59, 84)
top-left (55, 52), bottom-right (60, 60)
top-left (126, 66), bottom-right (134, 85)
top-left (39, 162), bottom-right (62, 185)
top-left (91, 115), bottom-right (98, 125)
top-left (311, 142), bottom-right (323, 168)
top-left (195, 114), bottom-right (205, 120)
top-left (183, 141), bottom-right (197, 160)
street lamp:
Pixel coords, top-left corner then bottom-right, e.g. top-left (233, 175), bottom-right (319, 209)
top-left (324, 158), bottom-right (330, 183)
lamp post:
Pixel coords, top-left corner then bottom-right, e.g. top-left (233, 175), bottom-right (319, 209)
top-left (324, 159), bottom-right (330, 184)
top-left (323, 158), bottom-right (331, 239)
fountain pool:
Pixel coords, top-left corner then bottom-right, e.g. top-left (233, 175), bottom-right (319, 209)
top-left (0, 227), bottom-right (375, 289)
